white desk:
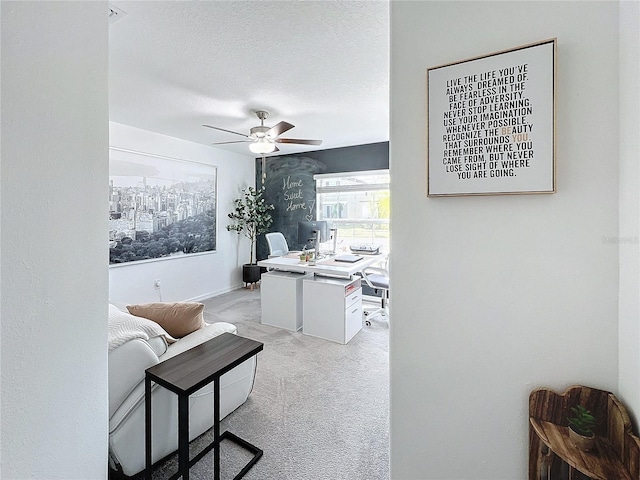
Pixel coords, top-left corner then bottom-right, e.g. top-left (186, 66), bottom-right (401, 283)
top-left (257, 252), bottom-right (382, 343)
top-left (257, 252), bottom-right (383, 279)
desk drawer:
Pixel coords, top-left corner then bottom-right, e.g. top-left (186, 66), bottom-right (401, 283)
top-left (345, 298), bottom-right (363, 343)
top-left (345, 288), bottom-right (362, 309)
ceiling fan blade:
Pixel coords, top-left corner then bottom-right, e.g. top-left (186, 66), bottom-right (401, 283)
top-left (266, 121), bottom-right (294, 138)
top-left (202, 124), bottom-right (249, 138)
top-left (211, 140), bottom-right (251, 145)
top-left (275, 138), bottom-right (323, 146)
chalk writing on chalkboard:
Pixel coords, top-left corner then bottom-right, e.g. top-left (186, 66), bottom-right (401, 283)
top-left (282, 175), bottom-right (315, 219)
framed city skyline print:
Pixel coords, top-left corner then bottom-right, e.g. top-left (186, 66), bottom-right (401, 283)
top-left (108, 147), bottom-right (217, 265)
top-left (427, 38), bottom-right (556, 197)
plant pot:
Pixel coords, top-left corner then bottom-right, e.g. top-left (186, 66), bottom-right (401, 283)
top-left (569, 426), bottom-right (595, 452)
top-left (242, 263), bottom-right (261, 286)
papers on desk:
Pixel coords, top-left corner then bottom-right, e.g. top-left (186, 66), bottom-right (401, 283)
top-left (334, 254), bottom-right (363, 263)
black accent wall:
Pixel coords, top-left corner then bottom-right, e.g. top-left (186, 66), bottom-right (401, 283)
top-left (255, 142), bottom-right (389, 261)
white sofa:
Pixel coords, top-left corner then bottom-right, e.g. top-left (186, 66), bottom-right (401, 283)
top-left (108, 304), bottom-right (257, 477)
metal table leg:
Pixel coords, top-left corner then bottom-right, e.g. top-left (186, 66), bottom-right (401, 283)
top-left (145, 377), bottom-right (152, 480)
top-left (178, 393), bottom-right (189, 480)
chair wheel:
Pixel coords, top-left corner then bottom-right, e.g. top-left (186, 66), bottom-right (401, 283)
top-left (364, 311), bottom-right (369, 316)
top-left (365, 320), bottom-right (371, 326)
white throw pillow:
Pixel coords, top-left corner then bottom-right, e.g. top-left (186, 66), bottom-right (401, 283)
top-left (108, 304), bottom-right (175, 353)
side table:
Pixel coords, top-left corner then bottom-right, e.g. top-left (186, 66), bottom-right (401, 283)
top-left (145, 332), bottom-right (264, 480)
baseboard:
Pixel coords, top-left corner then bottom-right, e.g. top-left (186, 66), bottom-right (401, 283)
top-left (185, 284), bottom-right (247, 302)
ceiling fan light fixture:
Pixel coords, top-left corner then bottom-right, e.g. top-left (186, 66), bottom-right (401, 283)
top-left (249, 139), bottom-right (276, 154)
top-left (204, 110), bottom-right (321, 154)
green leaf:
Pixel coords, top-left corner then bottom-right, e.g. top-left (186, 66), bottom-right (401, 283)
top-left (226, 186), bottom-right (275, 262)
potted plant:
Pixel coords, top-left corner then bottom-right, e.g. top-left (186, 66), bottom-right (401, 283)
top-left (227, 186), bottom-right (274, 286)
top-left (567, 404), bottom-right (597, 452)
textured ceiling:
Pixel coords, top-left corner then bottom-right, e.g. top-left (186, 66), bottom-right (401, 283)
top-left (108, 1), bottom-right (390, 157)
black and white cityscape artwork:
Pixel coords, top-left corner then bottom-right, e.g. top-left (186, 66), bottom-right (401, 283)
top-left (109, 148), bottom-right (217, 265)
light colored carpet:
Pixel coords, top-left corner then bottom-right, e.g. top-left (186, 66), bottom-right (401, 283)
top-left (139, 287), bottom-right (389, 480)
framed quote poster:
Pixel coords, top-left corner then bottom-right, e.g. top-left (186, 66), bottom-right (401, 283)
top-left (427, 38), bottom-right (556, 197)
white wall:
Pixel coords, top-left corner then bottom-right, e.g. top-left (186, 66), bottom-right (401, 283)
top-left (108, 123), bottom-right (255, 304)
top-left (390, 2), bottom-right (622, 478)
top-left (617, 0), bottom-right (640, 418)
top-left (1, 2), bottom-right (109, 478)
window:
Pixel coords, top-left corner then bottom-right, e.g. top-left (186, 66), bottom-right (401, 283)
top-left (315, 170), bottom-right (390, 252)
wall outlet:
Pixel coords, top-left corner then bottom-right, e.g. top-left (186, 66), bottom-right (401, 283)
top-left (153, 279), bottom-right (161, 289)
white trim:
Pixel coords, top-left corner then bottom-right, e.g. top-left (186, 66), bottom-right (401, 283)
top-left (313, 169), bottom-right (389, 180)
top-left (317, 184), bottom-right (389, 194)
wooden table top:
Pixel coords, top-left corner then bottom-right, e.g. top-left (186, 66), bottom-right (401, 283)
top-left (146, 333), bottom-right (263, 395)
top-left (530, 418), bottom-right (633, 480)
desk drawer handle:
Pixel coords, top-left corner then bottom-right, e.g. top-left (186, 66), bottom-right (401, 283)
top-left (351, 308), bottom-right (359, 314)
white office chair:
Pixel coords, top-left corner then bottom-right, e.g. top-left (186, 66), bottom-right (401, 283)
top-left (265, 232), bottom-right (289, 257)
top-left (360, 255), bottom-right (390, 325)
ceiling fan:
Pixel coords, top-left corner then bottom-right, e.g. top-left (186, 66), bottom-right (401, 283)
top-left (203, 110), bottom-right (322, 154)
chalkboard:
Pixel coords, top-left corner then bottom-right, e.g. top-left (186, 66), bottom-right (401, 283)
top-left (257, 156), bottom-right (325, 260)
top-left (255, 142), bottom-right (389, 260)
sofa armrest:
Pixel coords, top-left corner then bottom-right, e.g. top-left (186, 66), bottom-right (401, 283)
top-left (108, 338), bottom-right (160, 419)
top-left (158, 321), bottom-right (237, 361)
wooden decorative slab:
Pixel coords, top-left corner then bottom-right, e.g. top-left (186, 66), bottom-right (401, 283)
top-left (529, 385), bottom-right (640, 479)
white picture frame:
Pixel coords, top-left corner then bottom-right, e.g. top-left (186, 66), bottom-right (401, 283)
top-left (427, 39), bottom-right (556, 197)
top-left (108, 147), bottom-right (217, 265)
